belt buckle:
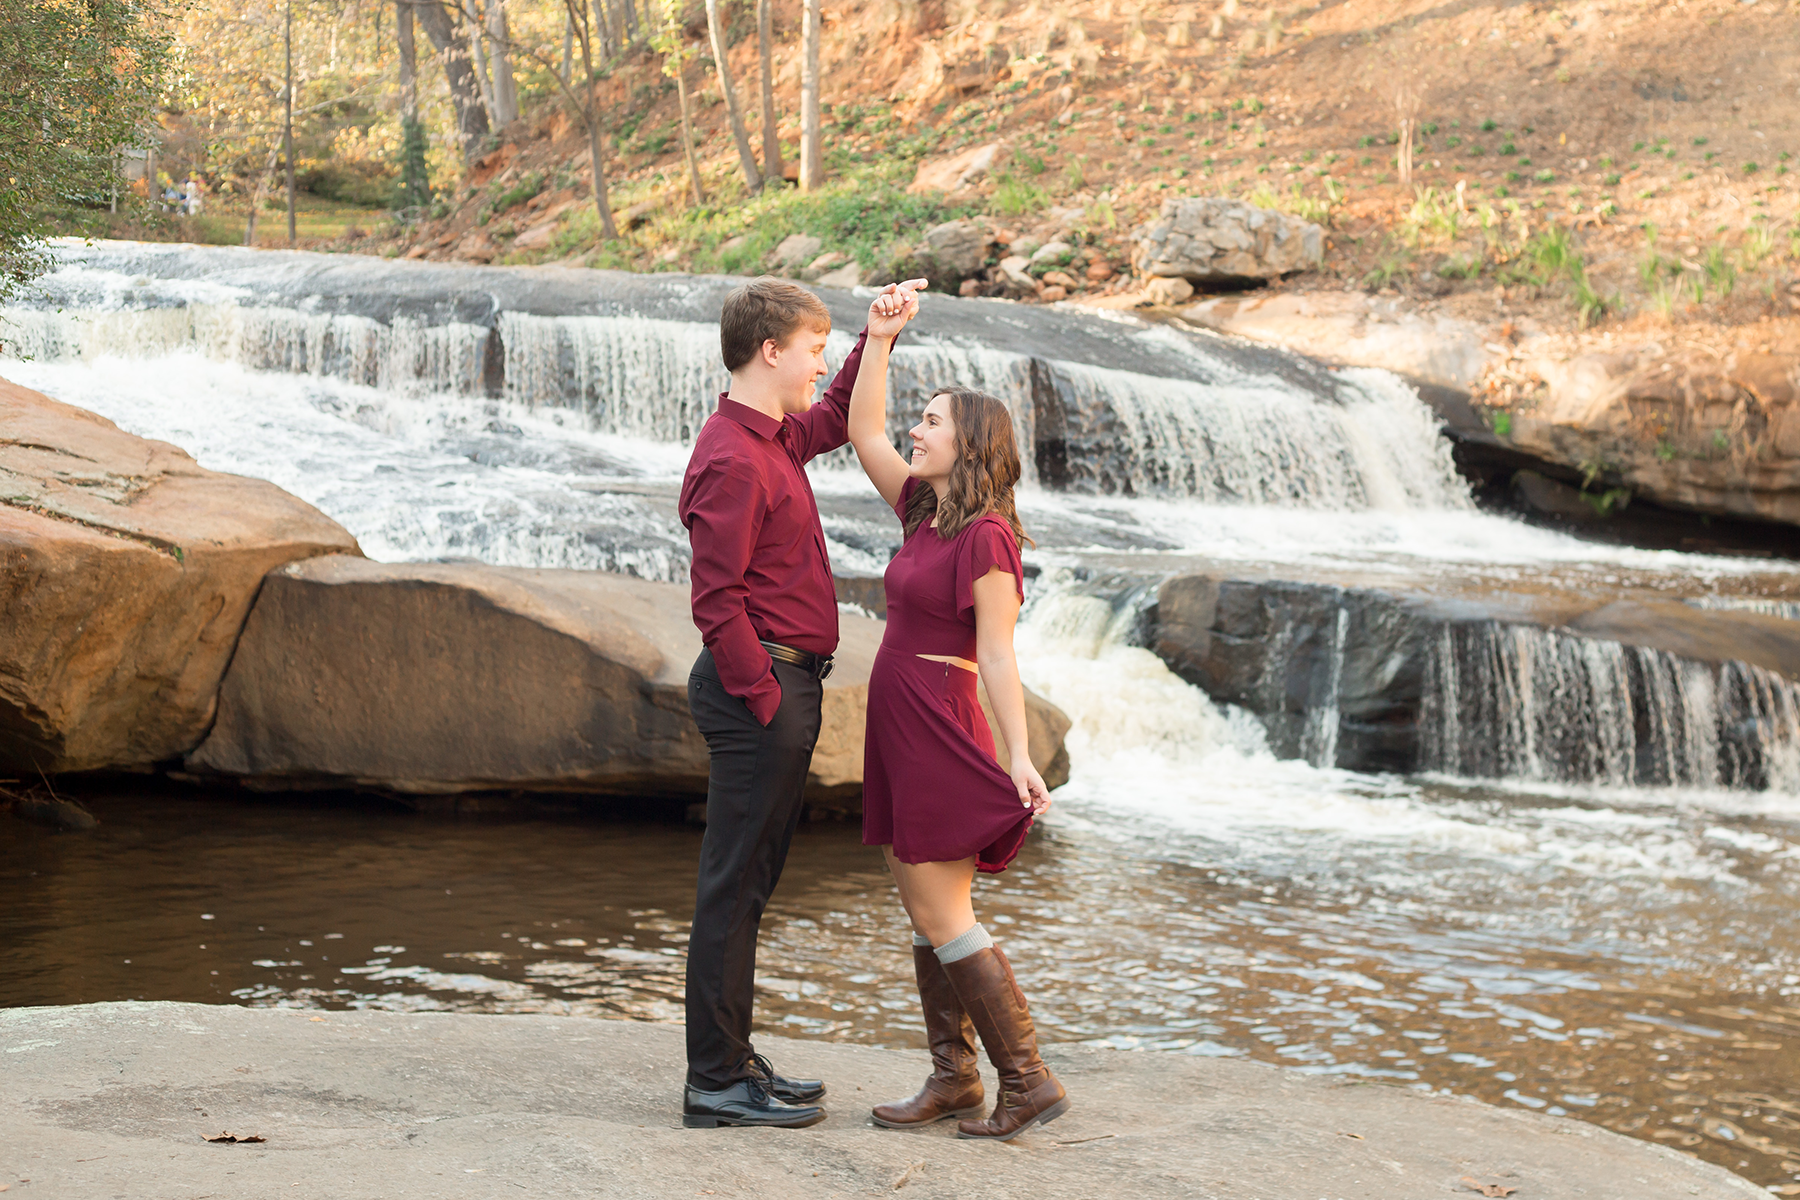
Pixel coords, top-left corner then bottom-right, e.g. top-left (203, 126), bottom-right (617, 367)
top-left (817, 656), bottom-right (834, 682)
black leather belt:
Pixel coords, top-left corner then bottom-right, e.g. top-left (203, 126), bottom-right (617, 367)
top-left (761, 640), bottom-right (834, 681)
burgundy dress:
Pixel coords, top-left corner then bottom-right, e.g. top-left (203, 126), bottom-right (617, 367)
top-left (862, 479), bottom-right (1032, 873)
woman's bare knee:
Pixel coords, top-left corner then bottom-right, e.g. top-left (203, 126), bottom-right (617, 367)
top-left (890, 857), bottom-right (977, 946)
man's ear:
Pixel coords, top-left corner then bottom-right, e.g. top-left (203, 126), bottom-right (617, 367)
top-left (759, 337), bottom-right (783, 369)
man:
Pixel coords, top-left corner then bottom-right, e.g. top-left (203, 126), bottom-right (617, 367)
top-left (679, 275), bottom-right (923, 1129)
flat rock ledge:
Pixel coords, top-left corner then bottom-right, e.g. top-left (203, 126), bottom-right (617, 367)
top-left (186, 557), bottom-right (1071, 809)
top-left (0, 1002), bottom-right (1754, 1200)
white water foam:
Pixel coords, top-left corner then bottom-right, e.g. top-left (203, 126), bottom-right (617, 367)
top-left (1, 353), bottom-right (694, 577)
top-left (1014, 580), bottom-right (1800, 897)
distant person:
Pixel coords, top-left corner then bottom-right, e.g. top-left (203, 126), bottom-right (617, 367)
top-left (678, 275), bottom-right (922, 1129)
top-left (183, 177), bottom-right (203, 216)
top-left (843, 292), bottom-right (1068, 1141)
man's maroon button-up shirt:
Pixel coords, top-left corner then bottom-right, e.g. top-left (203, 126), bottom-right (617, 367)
top-left (679, 329), bottom-right (875, 725)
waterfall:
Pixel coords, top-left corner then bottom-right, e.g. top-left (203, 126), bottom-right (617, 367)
top-left (1300, 606), bottom-right (1349, 768)
top-left (1420, 622), bottom-right (1800, 791)
top-left (1689, 596), bottom-right (1800, 622)
top-left (3, 255), bottom-right (1470, 512)
top-left (2, 303), bottom-right (492, 396)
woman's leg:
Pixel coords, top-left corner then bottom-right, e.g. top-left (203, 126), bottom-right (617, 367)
top-left (886, 856), bottom-right (978, 946)
top-left (880, 845), bottom-right (924, 935)
top-left (871, 850), bottom-right (985, 1128)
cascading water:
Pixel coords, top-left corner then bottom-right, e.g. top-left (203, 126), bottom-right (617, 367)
top-left (4, 241), bottom-right (1799, 805)
top-left (1420, 622), bottom-right (1800, 792)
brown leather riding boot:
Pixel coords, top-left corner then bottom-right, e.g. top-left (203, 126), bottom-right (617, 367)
top-left (940, 946), bottom-right (1069, 1141)
top-left (870, 945), bottom-right (985, 1128)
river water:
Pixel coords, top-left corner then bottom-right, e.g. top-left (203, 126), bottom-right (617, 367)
top-left (6, 245), bottom-right (1800, 1189)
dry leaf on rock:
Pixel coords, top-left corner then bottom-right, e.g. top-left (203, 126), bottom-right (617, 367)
top-left (205, 1132), bottom-right (266, 1144)
top-left (1460, 1177), bottom-right (1517, 1197)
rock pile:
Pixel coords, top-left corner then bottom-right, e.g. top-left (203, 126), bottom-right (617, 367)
top-left (1132, 196), bottom-right (1324, 288)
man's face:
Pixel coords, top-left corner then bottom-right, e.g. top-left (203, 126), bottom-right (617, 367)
top-left (767, 326), bottom-right (832, 415)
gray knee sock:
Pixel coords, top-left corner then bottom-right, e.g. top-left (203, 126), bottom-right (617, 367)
top-left (933, 923), bottom-right (994, 964)
top-left (912, 933), bottom-right (934, 947)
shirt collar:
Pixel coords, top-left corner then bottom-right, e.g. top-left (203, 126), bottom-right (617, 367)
top-left (717, 395), bottom-right (785, 441)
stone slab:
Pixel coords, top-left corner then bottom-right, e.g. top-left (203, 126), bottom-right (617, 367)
top-left (187, 558), bottom-right (1070, 806)
top-left (0, 376), bottom-right (360, 773)
top-left (0, 1001), bottom-right (1757, 1199)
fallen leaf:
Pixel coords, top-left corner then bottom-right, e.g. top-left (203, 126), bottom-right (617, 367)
top-left (205, 1133), bottom-right (266, 1144)
top-left (891, 1160), bottom-right (926, 1191)
top-left (309, 1016), bottom-right (325, 1023)
top-left (1339, 1131), bottom-right (1364, 1140)
top-left (1460, 1178), bottom-right (1517, 1198)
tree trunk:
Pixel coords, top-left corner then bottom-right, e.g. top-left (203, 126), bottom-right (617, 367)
top-left (592, 0), bottom-right (616, 59)
top-left (415, 0), bottom-right (492, 159)
top-left (284, 0), bottom-right (296, 245)
top-left (397, 0), bottom-right (418, 118)
top-left (487, 0), bottom-right (519, 126)
top-left (799, 0), bottom-right (821, 191)
top-left (621, 0), bottom-right (639, 45)
top-left (566, 0), bottom-right (619, 239)
top-left (704, 0), bottom-right (761, 190)
top-left (1397, 116), bottom-right (1414, 186)
top-left (560, 8), bottom-right (573, 84)
top-left (467, 6), bottom-right (499, 127)
top-left (757, 0), bottom-right (781, 182)
top-left (396, 0), bottom-right (430, 206)
top-left (674, 52), bottom-right (706, 204)
top-left (243, 142), bottom-right (281, 246)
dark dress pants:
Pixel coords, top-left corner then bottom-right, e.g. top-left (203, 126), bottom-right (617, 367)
top-left (684, 648), bottom-right (823, 1089)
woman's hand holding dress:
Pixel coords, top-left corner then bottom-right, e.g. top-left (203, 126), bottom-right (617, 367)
top-left (1012, 757), bottom-right (1052, 815)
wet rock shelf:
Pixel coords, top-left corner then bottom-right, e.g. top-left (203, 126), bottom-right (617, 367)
top-left (0, 1001), bottom-right (1762, 1199)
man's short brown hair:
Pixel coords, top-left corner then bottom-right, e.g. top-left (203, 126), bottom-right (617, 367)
top-left (719, 276), bottom-right (832, 373)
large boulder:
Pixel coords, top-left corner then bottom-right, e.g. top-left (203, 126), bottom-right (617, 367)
top-left (186, 558), bottom-right (1071, 809)
top-left (0, 377), bottom-right (360, 773)
top-left (1132, 197), bottom-right (1323, 283)
top-left (1182, 290), bottom-right (1491, 393)
top-left (907, 142), bottom-right (1006, 195)
top-left (1150, 568), bottom-right (1800, 781)
top-left (1488, 344), bottom-right (1800, 527)
top-left (922, 219), bottom-right (991, 280)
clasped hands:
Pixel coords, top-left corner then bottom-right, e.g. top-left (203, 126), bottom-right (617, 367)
top-left (868, 278), bottom-right (929, 341)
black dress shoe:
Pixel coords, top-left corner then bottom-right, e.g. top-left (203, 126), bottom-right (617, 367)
top-left (748, 1052), bottom-right (827, 1103)
top-left (682, 1076), bottom-right (826, 1129)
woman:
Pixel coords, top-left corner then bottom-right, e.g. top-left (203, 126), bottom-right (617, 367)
top-left (846, 284), bottom-right (1067, 1142)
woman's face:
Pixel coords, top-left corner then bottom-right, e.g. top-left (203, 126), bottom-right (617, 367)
top-left (908, 394), bottom-right (958, 483)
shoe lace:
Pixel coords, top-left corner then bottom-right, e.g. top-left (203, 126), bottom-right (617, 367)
top-left (748, 1052), bottom-right (780, 1084)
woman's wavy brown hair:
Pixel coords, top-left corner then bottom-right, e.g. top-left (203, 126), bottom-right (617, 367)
top-left (902, 389), bottom-right (1035, 550)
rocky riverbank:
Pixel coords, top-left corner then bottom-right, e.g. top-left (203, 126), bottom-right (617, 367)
top-left (0, 375), bottom-right (1069, 807)
top-left (1178, 289), bottom-right (1800, 540)
top-left (0, 1001), bottom-right (1762, 1199)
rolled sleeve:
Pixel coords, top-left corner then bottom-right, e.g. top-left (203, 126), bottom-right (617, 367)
top-left (791, 327), bottom-right (893, 464)
top-left (683, 461), bottom-right (781, 724)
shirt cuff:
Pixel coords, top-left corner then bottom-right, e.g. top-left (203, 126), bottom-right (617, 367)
top-left (743, 667), bottom-right (782, 726)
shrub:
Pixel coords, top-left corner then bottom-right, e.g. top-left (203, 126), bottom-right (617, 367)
top-left (992, 172), bottom-right (1049, 215)
top-left (299, 161), bottom-right (402, 208)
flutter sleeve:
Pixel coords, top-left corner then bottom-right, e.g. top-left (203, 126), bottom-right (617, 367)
top-left (893, 476), bottom-right (921, 522)
top-left (955, 516), bottom-right (1025, 623)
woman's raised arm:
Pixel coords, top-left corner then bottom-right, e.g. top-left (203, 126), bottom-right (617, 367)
top-left (848, 281), bottom-right (924, 509)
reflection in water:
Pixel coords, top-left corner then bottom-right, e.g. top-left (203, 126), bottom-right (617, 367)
top-left (4, 785), bottom-right (1799, 1190)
